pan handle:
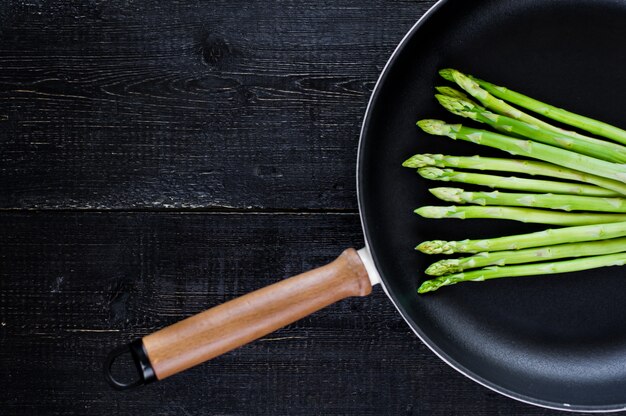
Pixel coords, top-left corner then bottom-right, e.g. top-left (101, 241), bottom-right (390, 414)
top-left (104, 248), bottom-right (377, 389)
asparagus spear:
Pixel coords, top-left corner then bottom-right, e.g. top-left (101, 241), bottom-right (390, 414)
top-left (415, 221), bottom-right (626, 254)
top-left (418, 167), bottom-right (617, 197)
top-left (430, 187), bottom-right (626, 212)
top-left (415, 206), bottom-right (626, 226)
top-left (418, 252), bottom-right (626, 294)
top-left (425, 237), bottom-right (626, 276)
top-left (439, 69), bottom-right (626, 150)
top-left (439, 68), bottom-right (561, 130)
top-left (435, 94), bottom-right (626, 163)
top-left (469, 75), bottom-right (626, 145)
top-left (403, 154), bottom-right (626, 196)
top-left (417, 120), bottom-right (626, 183)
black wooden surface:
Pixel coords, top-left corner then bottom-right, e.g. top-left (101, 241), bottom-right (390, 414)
top-left (0, 1), bottom-right (606, 415)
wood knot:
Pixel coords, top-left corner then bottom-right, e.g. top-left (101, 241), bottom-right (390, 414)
top-left (201, 34), bottom-right (232, 68)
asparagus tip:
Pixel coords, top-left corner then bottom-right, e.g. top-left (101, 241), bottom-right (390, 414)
top-left (450, 70), bottom-right (488, 100)
top-left (418, 167), bottom-right (446, 180)
top-left (438, 68), bottom-right (457, 82)
top-left (429, 187), bottom-right (464, 202)
top-left (418, 279), bottom-right (440, 294)
top-left (416, 240), bottom-right (458, 255)
top-left (414, 206), bottom-right (455, 218)
top-left (435, 95), bottom-right (479, 120)
top-left (435, 86), bottom-right (470, 101)
top-left (425, 259), bottom-right (462, 276)
top-left (403, 154), bottom-right (436, 168)
top-left (417, 119), bottom-right (452, 136)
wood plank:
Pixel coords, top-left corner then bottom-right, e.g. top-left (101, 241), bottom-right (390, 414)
top-left (0, 212), bottom-right (575, 415)
top-left (0, 0), bottom-right (435, 210)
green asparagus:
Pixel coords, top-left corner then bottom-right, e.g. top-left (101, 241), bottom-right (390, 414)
top-left (425, 237), bottom-right (626, 276)
top-left (418, 167), bottom-right (618, 197)
top-left (403, 154), bottom-right (626, 196)
top-left (439, 68), bottom-right (561, 131)
top-left (469, 75), bottom-right (626, 145)
top-left (435, 86), bottom-right (474, 102)
top-left (417, 120), bottom-right (626, 183)
top-left (418, 252), bottom-right (626, 293)
top-left (440, 69), bottom-right (626, 151)
top-left (415, 221), bottom-right (626, 254)
top-left (435, 94), bottom-right (626, 163)
top-left (408, 69), bottom-right (626, 294)
top-left (415, 206), bottom-right (626, 226)
top-left (429, 187), bottom-right (626, 212)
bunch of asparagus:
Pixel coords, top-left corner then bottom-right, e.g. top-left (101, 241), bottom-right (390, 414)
top-left (406, 68), bottom-right (626, 294)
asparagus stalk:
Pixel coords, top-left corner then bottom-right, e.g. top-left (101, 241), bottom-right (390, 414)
top-left (425, 237), bottom-right (626, 276)
top-left (415, 221), bottom-right (626, 254)
top-left (418, 167), bottom-right (617, 197)
top-left (469, 75), bottom-right (626, 145)
top-left (430, 187), bottom-right (626, 212)
top-left (440, 68), bottom-right (561, 130)
top-left (439, 69), bottom-right (626, 151)
top-left (435, 94), bottom-right (626, 163)
top-left (418, 252), bottom-right (626, 294)
top-left (415, 206), bottom-right (626, 226)
top-left (417, 120), bottom-right (626, 183)
top-left (403, 154), bottom-right (626, 196)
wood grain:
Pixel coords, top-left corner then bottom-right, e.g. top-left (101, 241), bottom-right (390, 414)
top-left (143, 248), bottom-right (371, 380)
top-left (0, 0), bottom-right (434, 210)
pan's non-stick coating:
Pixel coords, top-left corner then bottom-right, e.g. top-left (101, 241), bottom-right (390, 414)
top-left (358, 0), bottom-right (626, 411)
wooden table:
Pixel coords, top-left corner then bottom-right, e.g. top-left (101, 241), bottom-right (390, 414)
top-left (0, 2), bottom-right (595, 415)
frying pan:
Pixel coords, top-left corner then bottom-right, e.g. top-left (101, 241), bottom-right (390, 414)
top-left (104, 0), bottom-right (626, 411)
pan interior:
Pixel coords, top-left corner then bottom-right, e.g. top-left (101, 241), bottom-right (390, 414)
top-left (359, 0), bottom-right (626, 410)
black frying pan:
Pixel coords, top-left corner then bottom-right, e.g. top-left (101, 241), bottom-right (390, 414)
top-left (106, 0), bottom-right (626, 411)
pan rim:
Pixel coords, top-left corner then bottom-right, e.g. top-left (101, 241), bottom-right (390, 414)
top-left (355, 0), bottom-right (626, 412)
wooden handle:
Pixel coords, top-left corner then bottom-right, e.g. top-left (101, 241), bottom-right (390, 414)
top-left (141, 248), bottom-right (371, 380)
